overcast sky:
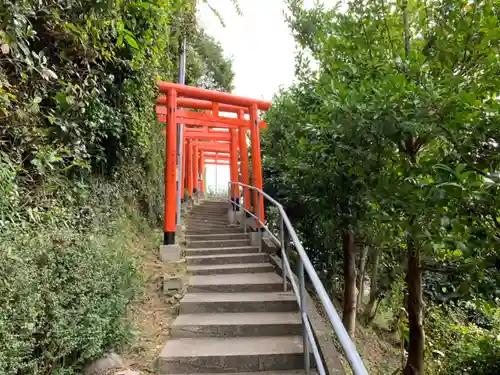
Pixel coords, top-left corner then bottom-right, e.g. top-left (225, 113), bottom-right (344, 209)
top-left (197, 1), bottom-right (340, 99)
top-left (197, 0), bottom-right (338, 190)
top-left (198, 1), bottom-right (295, 101)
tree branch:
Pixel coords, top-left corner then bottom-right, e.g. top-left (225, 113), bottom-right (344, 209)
top-left (380, 0), bottom-right (395, 58)
top-left (402, 0), bottom-right (410, 62)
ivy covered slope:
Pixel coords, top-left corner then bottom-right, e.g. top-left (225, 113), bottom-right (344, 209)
top-left (0, 1), bottom-right (233, 375)
top-left (262, 1), bottom-right (499, 375)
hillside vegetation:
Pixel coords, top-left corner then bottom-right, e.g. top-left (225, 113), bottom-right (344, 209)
top-left (0, 1), bottom-right (233, 374)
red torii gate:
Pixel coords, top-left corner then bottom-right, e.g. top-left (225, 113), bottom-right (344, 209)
top-left (189, 141), bottom-right (230, 199)
top-left (157, 81), bottom-right (271, 246)
top-left (158, 122), bottom-right (234, 207)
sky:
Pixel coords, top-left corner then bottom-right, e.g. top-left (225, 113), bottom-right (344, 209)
top-left (197, 0), bottom-right (338, 192)
top-left (198, 0), bottom-right (295, 101)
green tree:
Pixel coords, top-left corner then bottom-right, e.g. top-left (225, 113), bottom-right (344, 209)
top-left (263, 1), bottom-right (500, 374)
top-left (190, 29), bottom-right (235, 92)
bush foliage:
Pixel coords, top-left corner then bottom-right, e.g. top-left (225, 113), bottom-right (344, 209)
top-left (0, 175), bottom-right (140, 375)
top-left (0, 0), bottom-right (234, 374)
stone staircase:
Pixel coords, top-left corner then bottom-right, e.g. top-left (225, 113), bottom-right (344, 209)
top-left (158, 200), bottom-right (311, 374)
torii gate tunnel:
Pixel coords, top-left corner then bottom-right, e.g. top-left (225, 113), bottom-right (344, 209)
top-left (156, 81), bottom-right (271, 245)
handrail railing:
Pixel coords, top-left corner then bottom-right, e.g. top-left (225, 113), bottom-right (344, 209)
top-left (227, 181), bottom-right (369, 375)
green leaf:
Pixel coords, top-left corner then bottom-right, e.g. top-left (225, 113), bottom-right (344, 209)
top-left (124, 34), bottom-right (138, 49)
top-left (117, 33), bottom-right (124, 47)
top-left (440, 216), bottom-right (450, 226)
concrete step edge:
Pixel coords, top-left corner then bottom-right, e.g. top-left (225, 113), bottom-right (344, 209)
top-left (173, 312), bottom-right (301, 326)
top-left (167, 371), bottom-right (316, 375)
top-left (187, 239), bottom-right (250, 244)
top-left (186, 252), bottom-right (265, 260)
top-left (187, 263), bottom-right (273, 271)
top-left (158, 336), bottom-right (304, 357)
top-left (186, 246), bottom-right (258, 251)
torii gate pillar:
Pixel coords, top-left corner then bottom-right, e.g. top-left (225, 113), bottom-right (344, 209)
top-left (159, 88), bottom-right (181, 261)
top-left (250, 104), bottom-right (264, 228)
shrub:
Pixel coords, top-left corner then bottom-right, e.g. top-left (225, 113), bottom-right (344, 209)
top-left (426, 302), bottom-right (500, 375)
top-left (0, 173), bottom-right (148, 375)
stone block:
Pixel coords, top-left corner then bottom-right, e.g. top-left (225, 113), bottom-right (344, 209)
top-left (159, 244), bottom-right (181, 262)
top-left (239, 215), bottom-right (247, 230)
top-left (114, 370), bottom-right (140, 375)
top-left (163, 277), bottom-right (183, 293)
top-left (84, 352), bottom-right (123, 375)
top-left (228, 209), bottom-right (236, 225)
top-left (251, 231), bottom-right (262, 246)
top-left (235, 210), bottom-right (244, 224)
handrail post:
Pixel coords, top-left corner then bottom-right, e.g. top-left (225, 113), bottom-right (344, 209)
top-left (227, 182), bottom-right (232, 225)
top-left (243, 185), bottom-right (247, 234)
top-left (299, 260), bottom-right (310, 374)
top-left (256, 191), bottom-right (262, 252)
top-left (280, 215), bottom-right (287, 292)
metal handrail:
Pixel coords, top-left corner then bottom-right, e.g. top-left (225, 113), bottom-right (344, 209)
top-left (227, 181), bottom-right (369, 375)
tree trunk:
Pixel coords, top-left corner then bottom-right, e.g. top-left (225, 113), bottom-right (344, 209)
top-left (357, 245), bottom-right (369, 310)
top-left (363, 247), bottom-right (380, 321)
top-left (342, 230), bottom-right (357, 337)
top-left (403, 238), bottom-right (424, 375)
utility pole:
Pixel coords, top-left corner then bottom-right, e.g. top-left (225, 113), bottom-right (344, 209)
top-left (176, 38), bottom-right (186, 226)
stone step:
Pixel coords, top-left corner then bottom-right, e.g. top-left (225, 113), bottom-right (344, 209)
top-left (180, 292), bottom-right (298, 314)
top-left (169, 371), bottom-right (315, 375)
top-left (189, 207), bottom-right (226, 211)
top-left (189, 212), bottom-right (227, 217)
top-left (186, 246), bottom-right (259, 257)
top-left (172, 312), bottom-right (302, 338)
top-left (187, 227), bottom-right (231, 232)
top-left (191, 205), bottom-right (226, 209)
top-left (188, 215), bottom-right (228, 221)
top-left (189, 214), bottom-right (226, 219)
top-left (187, 221), bottom-right (229, 227)
top-left (169, 372), bottom-right (315, 375)
top-left (188, 273), bottom-right (282, 293)
top-left (186, 227), bottom-right (243, 235)
top-left (196, 201), bottom-right (227, 206)
top-left (188, 217), bottom-right (228, 223)
top-left (186, 233), bottom-right (250, 242)
top-left (157, 336), bottom-right (306, 373)
top-left (187, 263), bottom-right (274, 275)
top-left (187, 238), bottom-right (251, 249)
top-left (190, 208), bottom-right (227, 214)
top-left (171, 372), bottom-right (316, 375)
top-left (186, 253), bottom-right (267, 266)
top-left (187, 226), bottom-right (231, 232)
top-left (186, 220), bottom-right (229, 227)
